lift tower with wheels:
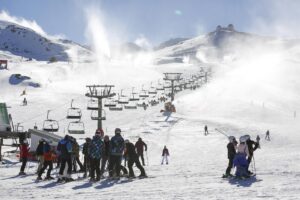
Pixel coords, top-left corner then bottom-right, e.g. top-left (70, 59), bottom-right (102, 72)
top-left (85, 85), bottom-right (115, 130)
top-left (163, 73), bottom-right (182, 101)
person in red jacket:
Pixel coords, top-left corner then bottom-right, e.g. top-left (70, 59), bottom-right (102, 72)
top-left (19, 140), bottom-right (30, 175)
top-left (135, 138), bottom-right (147, 166)
top-left (161, 146), bottom-right (169, 165)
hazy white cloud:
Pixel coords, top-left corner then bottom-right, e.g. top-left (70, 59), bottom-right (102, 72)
top-left (134, 35), bottom-right (152, 50)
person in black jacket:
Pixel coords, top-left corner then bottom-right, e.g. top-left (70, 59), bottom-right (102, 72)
top-left (36, 139), bottom-right (45, 173)
top-left (82, 137), bottom-right (91, 178)
top-left (245, 135), bottom-right (259, 174)
top-left (100, 135), bottom-right (110, 177)
top-left (224, 136), bottom-right (237, 177)
top-left (124, 139), bottom-right (146, 178)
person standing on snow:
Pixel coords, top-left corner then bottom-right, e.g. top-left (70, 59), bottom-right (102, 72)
top-left (108, 128), bottom-right (125, 178)
top-left (82, 137), bottom-right (92, 178)
top-left (124, 139), bottom-right (146, 178)
top-left (36, 139), bottom-right (45, 174)
top-left (100, 135), bottom-right (110, 177)
top-left (89, 132), bottom-right (104, 182)
top-left (265, 130), bottom-right (270, 141)
top-left (135, 138), bottom-right (148, 166)
top-left (245, 135), bottom-right (259, 174)
top-left (224, 136), bottom-right (237, 177)
top-left (19, 140), bottom-right (30, 175)
top-left (57, 135), bottom-right (73, 182)
top-left (204, 125), bottom-right (209, 135)
top-left (161, 146), bottom-right (169, 165)
top-left (233, 136), bottom-right (250, 178)
top-left (37, 140), bottom-right (54, 180)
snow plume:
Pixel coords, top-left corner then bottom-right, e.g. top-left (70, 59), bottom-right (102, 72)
top-left (0, 10), bottom-right (64, 40)
top-left (134, 35), bottom-right (152, 50)
top-left (178, 36), bottom-right (300, 129)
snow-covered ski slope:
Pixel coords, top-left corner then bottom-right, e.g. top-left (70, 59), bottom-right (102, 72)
top-left (1, 24), bottom-right (300, 199)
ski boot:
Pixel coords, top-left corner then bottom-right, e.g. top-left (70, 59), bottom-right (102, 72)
top-left (45, 176), bottom-right (55, 180)
top-left (36, 176), bottom-right (43, 181)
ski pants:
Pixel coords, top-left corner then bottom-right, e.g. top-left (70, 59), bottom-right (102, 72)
top-left (37, 155), bottom-right (44, 173)
top-left (38, 160), bottom-right (53, 177)
top-left (90, 158), bottom-right (101, 179)
top-left (225, 158), bottom-right (234, 175)
top-left (59, 157), bottom-right (72, 176)
top-left (100, 155), bottom-right (109, 175)
top-left (108, 155), bottom-right (122, 177)
top-left (161, 155), bottom-right (169, 164)
top-left (20, 157), bottom-right (28, 172)
top-left (128, 157), bottom-right (145, 177)
top-left (83, 155), bottom-right (90, 175)
top-left (72, 155), bottom-right (84, 172)
top-left (138, 153), bottom-right (145, 166)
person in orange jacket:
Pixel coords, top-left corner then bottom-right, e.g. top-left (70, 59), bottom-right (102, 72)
top-left (37, 140), bottom-right (54, 180)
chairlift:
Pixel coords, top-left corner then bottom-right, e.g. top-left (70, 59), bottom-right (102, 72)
top-left (104, 98), bottom-right (117, 107)
top-left (15, 123), bottom-right (24, 132)
top-left (67, 99), bottom-right (82, 119)
top-left (43, 110), bottom-right (59, 132)
top-left (91, 110), bottom-right (106, 120)
top-left (68, 120), bottom-right (85, 134)
top-left (148, 87), bottom-right (157, 94)
top-left (139, 90), bottom-right (149, 98)
top-left (124, 102), bottom-right (137, 109)
top-left (118, 97), bottom-right (129, 104)
top-left (87, 98), bottom-right (98, 110)
top-left (129, 92), bottom-right (140, 101)
top-left (109, 105), bottom-right (123, 111)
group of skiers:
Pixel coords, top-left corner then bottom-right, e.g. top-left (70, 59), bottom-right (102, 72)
top-left (224, 134), bottom-right (259, 178)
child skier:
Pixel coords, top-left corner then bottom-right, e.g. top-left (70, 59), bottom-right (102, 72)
top-left (161, 146), bottom-right (169, 165)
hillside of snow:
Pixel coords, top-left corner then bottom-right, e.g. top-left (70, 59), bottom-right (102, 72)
top-left (1, 21), bottom-right (300, 199)
top-left (0, 20), bottom-right (91, 61)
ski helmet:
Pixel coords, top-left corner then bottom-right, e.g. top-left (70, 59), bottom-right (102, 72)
top-left (239, 136), bottom-right (247, 143)
top-left (228, 136), bottom-right (236, 143)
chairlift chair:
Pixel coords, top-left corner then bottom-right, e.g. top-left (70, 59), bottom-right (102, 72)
top-left (87, 98), bottom-right (98, 110)
top-left (104, 98), bottom-right (117, 107)
top-left (91, 110), bottom-right (106, 120)
top-left (124, 102), bottom-right (138, 109)
top-left (148, 87), bottom-right (157, 94)
top-left (67, 99), bottom-right (82, 119)
top-left (118, 96), bottom-right (129, 104)
top-left (129, 93), bottom-right (140, 101)
top-left (43, 110), bottom-right (59, 132)
top-left (139, 90), bottom-right (149, 98)
top-left (109, 104), bottom-right (123, 111)
top-left (68, 120), bottom-right (85, 134)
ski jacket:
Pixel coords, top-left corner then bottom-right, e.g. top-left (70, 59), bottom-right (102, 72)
top-left (82, 141), bottom-right (91, 156)
top-left (246, 140), bottom-right (259, 156)
top-left (135, 140), bottom-right (147, 155)
top-left (36, 141), bottom-right (44, 156)
top-left (110, 135), bottom-right (124, 156)
top-left (72, 141), bottom-right (80, 157)
top-left (124, 142), bottom-right (138, 160)
top-left (89, 135), bottom-right (104, 159)
top-left (43, 143), bottom-right (53, 161)
top-left (57, 138), bottom-right (72, 159)
top-left (20, 144), bottom-right (30, 158)
top-left (227, 142), bottom-right (237, 159)
top-left (237, 143), bottom-right (249, 157)
top-left (162, 148), bottom-right (169, 156)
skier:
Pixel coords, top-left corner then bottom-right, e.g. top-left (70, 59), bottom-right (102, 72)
top-left (245, 135), bottom-right (259, 174)
top-left (204, 125), bottom-right (209, 135)
top-left (108, 128), bottom-right (125, 179)
top-left (37, 140), bottom-right (54, 180)
top-left (233, 136), bottom-right (250, 178)
top-left (23, 98), bottom-right (27, 106)
top-left (82, 137), bottom-right (92, 178)
top-left (19, 140), bottom-right (30, 175)
top-left (223, 136), bottom-right (237, 178)
top-left (256, 135), bottom-right (261, 149)
top-left (100, 135), bottom-right (110, 177)
top-left (161, 146), bottom-right (169, 165)
top-left (71, 137), bottom-right (84, 172)
top-left (142, 102), bottom-right (147, 110)
top-left (57, 135), bottom-right (73, 182)
top-left (124, 139), bottom-right (146, 178)
top-left (135, 137), bottom-right (148, 166)
top-left (89, 132), bottom-right (104, 182)
top-left (265, 130), bottom-right (270, 141)
top-left (36, 139), bottom-right (45, 174)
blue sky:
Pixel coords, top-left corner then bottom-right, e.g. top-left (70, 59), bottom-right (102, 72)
top-left (1, 0), bottom-right (299, 45)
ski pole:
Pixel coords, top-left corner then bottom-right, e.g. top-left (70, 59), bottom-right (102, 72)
top-left (215, 128), bottom-right (229, 138)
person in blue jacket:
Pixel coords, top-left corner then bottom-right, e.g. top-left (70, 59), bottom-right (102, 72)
top-left (89, 133), bottom-right (104, 182)
top-left (57, 135), bottom-right (73, 182)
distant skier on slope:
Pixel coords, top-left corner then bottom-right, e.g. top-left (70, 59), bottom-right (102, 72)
top-left (204, 125), bottom-right (209, 135)
top-left (161, 146), bottom-right (169, 165)
top-left (265, 130), bottom-right (270, 141)
top-left (223, 136), bottom-right (237, 178)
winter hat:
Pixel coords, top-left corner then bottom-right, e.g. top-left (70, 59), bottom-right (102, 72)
top-left (124, 139), bottom-right (129, 143)
top-left (239, 136), bottom-right (247, 143)
top-left (115, 128), bottom-right (121, 134)
top-left (228, 136), bottom-right (236, 143)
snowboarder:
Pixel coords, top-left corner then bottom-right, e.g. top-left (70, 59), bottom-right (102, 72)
top-left (204, 125), bottom-right (209, 135)
top-left (161, 146), bottom-right (169, 165)
top-left (57, 135), bottom-right (73, 182)
top-left (233, 136), bottom-right (250, 178)
top-left (223, 136), bottom-right (237, 178)
top-left (89, 132), bottom-right (104, 182)
top-left (82, 137), bottom-right (91, 177)
top-left (19, 140), bottom-right (30, 175)
top-left (108, 128), bottom-right (125, 178)
top-left (37, 140), bottom-right (54, 180)
top-left (244, 135), bottom-right (259, 174)
top-left (135, 137), bottom-right (147, 166)
top-left (124, 139), bottom-right (146, 178)
top-left (100, 135), bottom-right (110, 177)
top-left (265, 130), bottom-right (270, 141)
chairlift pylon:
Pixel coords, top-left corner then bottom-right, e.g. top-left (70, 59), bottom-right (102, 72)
top-left (66, 99), bottom-right (82, 119)
top-left (43, 110), bottom-right (59, 132)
